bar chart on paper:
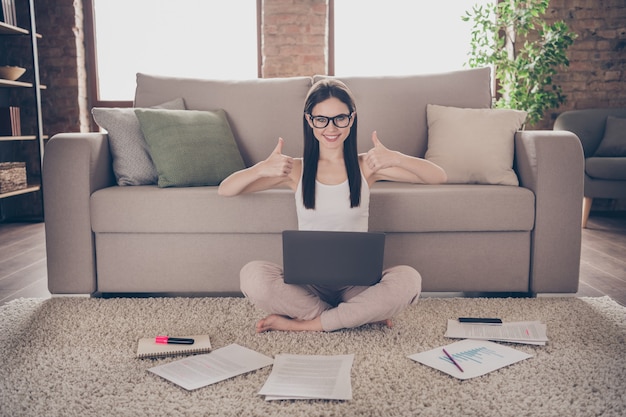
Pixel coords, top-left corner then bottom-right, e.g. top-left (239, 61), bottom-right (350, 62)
top-left (444, 345), bottom-right (505, 365)
top-left (408, 339), bottom-right (532, 380)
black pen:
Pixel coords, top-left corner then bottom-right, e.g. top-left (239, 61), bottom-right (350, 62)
top-left (155, 336), bottom-right (195, 345)
top-left (458, 317), bottom-right (502, 324)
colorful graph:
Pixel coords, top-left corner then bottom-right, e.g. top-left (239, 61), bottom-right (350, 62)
top-left (440, 346), bottom-right (505, 365)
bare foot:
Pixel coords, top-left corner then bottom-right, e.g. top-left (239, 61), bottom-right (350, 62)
top-left (256, 314), bottom-right (324, 333)
top-left (371, 319), bottom-right (394, 328)
top-left (255, 315), bottom-right (393, 332)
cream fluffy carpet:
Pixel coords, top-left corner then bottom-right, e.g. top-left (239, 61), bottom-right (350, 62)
top-left (0, 296), bottom-right (624, 417)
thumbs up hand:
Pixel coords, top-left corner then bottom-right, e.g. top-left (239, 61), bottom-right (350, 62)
top-left (260, 137), bottom-right (293, 178)
top-left (365, 131), bottom-right (400, 172)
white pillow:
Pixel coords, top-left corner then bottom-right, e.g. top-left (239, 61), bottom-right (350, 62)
top-left (92, 98), bottom-right (186, 186)
top-left (425, 104), bottom-right (527, 185)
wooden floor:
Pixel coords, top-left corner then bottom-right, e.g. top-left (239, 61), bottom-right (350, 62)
top-left (1, 212), bottom-right (625, 307)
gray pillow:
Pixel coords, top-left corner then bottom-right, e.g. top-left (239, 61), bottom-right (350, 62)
top-left (594, 116), bottom-right (626, 157)
top-left (135, 108), bottom-right (245, 187)
top-left (92, 98), bottom-right (186, 185)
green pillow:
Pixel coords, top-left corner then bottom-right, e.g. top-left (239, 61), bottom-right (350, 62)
top-left (135, 108), bottom-right (245, 187)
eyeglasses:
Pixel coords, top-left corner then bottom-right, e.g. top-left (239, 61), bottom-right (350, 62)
top-left (307, 113), bottom-right (353, 128)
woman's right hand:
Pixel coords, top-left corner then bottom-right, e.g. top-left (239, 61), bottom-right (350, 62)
top-left (259, 138), bottom-right (293, 178)
top-left (218, 137), bottom-right (296, 196)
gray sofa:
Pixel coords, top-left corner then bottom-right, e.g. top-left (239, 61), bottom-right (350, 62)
top-left (43, 67), bottom-right (584, 297)
top-left (554, 108), bottom-right (626, 227)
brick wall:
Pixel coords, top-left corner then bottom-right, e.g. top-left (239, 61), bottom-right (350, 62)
top-left (261, 0), bottom-right (327, 78)
top-left (537, 0), bottom-right (626, 129)
top-left (35, 0), bottom-right (90, 135)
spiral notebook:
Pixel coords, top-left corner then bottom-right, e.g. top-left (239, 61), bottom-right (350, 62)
top-left (136, 335), bottom-right (212, 359)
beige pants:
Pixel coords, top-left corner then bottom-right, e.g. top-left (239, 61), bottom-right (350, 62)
top-left (240, 261), bottom-right (421, 331)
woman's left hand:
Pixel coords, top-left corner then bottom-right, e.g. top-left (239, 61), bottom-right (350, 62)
top-left (364, 131), bottom-right (448, 184)
top-left (365, 131), bottom-right (400, 172)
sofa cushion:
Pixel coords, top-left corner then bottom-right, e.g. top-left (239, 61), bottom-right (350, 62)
top-left (91, 98), bottom-right (186, 186)
top-left (135, 108), bottom-right (245, 187)
top-left (91, 186), bottom-right (298, 233)
top-left (594, 116), bottom-right (626, 157)
top-left (369, 183), bottom-right (535, 232)
top-left (585, 157), bottom-right (626, 180)
top-left (425, 105), bottom-right (527, 185)
top-left (90, 183), bottom-right (535, 234)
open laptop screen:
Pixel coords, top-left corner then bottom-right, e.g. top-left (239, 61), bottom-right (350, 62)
top-left (282, 230), bottom-right (385, 287)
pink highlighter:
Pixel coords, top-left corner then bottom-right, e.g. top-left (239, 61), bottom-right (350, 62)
top-left (155, 336), bottom-right (195, 345)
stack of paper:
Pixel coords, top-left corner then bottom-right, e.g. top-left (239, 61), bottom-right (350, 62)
top-left (258, 354), bottom-right (354, 401)
top-left (445, 319), bottom-right (548, 345)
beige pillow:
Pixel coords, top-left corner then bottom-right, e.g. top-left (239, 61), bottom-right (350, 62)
top-left (425, 104), bottom-right (527, 185)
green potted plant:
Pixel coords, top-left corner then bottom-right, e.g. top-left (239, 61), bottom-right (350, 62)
top-left (463, 0), bottom-right (577, 127)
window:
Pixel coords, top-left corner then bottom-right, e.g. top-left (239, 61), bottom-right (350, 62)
top-left (86, 0), bottom-right (259, 104)
top-left (332, 0), bottom-right (493, 76)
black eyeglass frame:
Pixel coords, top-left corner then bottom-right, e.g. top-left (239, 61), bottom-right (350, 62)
top-left (306, 112), bottom-right (354, 128)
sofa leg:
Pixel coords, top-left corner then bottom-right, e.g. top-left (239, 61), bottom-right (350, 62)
top-left (582, 197), bottom-right (592, 228)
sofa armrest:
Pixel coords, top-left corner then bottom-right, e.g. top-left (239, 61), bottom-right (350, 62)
top-left (43, 133), bottom-right (115, 294)
top-left (514, 130), bottom-right (584, 293)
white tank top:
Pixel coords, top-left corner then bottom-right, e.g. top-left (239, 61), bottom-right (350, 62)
top-left (295, 170), bottom-right (370, 232)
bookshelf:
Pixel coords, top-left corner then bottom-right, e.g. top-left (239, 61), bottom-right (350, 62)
top-left (0, 0), bottom-right (45, 221)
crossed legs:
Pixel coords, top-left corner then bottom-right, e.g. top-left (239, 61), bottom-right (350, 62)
top-left (240, 260), bottom-right (421, 332)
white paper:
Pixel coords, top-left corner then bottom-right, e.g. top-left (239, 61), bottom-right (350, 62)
top-left (445, 320), bottom-right (548, 345)
top-left (408, 339), bottom-right (532, 380)
top-left (258, 353), bottom-right (354, 401)
top-left (148, 343), bottom-right (274, 391)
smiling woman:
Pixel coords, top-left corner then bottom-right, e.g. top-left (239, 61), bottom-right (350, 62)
top-left (89, 0), bottom-right (258, 102)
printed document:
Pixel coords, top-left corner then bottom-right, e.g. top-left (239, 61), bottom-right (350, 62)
top-left (258, 353), bottom-right (354, 401)
top-left (445, 320), bottom-right (548, 345)
top-left (408, 339), bottom-right (532, 380)
top-left (148, 343), bottom-right (273, 391)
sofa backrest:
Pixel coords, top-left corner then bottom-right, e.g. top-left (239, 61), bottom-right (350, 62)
top-left (314, 67), bottom-right (492, 157)
top-left (134, 67), bottom-right (492, 166)
top-left (134, 74), bottom-right (312, 166)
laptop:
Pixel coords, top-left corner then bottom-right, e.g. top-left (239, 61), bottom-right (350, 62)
top-left (282, 230), bottom-right (385, 287)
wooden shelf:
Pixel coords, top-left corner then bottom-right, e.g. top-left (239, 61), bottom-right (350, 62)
top-left (0, 78), bottom-right (47, 88)
top-left (0, 78), bottom-right (31, 88)
top-left (0, 185), bottom-right (40, 200)
top-left (0, 135), bottom-right (36, 141)
top-left (0, 135), bottom-right (48, 142)
top-left (0, 21), bottom-right (29, 35)
top-left (0, 20), bottom-right (40, 37)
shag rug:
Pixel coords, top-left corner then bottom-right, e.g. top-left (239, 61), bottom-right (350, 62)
top-left (0, 295), bottom-right (624, 417)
